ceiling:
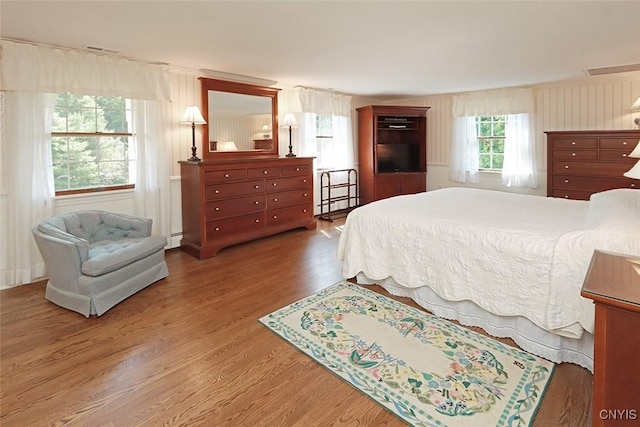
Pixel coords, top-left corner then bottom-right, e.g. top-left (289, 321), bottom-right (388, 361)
top-left (2, 1), bottom-right (639, 99)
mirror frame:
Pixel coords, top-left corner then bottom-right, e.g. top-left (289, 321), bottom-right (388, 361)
top-left (199, 77), bottom-right (280, 160)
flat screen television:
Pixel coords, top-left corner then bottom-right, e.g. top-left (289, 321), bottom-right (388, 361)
top-left (376, 144), bottom-right (419, 173)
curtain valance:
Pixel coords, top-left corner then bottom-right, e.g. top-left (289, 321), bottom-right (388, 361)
top-left (281, 87), bottom-right (351, 117)
top-left (452, 88), bottom-right (534, 117)
top-left (0, 39), bottom-right (171, 101)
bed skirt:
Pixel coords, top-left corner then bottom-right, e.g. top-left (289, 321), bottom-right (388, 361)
top-left (355, 273), bottom-right (594, 372)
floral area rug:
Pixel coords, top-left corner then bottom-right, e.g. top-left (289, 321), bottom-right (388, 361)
top-left (259, 281), bottom-right (554, 427)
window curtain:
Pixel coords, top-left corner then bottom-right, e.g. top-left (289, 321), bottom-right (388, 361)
top-left (0, 39), bottom-right (171, 288)
top-left (450, 88), bottom-right (537, 188)
top-left (131, 100), bottom-right (172, 238)
top-left (502, 113), bottom-right (537, 188)
top-left (1, 91), bottom-right (56, 288)
top-left (280, 87), bottom-right (354, 213)
top-left (449, 116), bottom-right (480, 183)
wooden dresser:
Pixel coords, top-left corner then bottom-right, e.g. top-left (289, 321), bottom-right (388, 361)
top-left (581, 250), bottom-right (640, 426)
top-left (179, 157), bottom-right (316, 259)
top-left (546, 130), bottom-right (640, 200)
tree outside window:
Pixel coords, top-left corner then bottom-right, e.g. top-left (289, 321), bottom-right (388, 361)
top-left (52, 93), bottom-right (134, 193)
top-left (476, 115), bottom-right (505, 171)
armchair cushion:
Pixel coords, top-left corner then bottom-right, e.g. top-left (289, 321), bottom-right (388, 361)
top-left (61, 211), bottom-right (152, 242)
top-left (83, 235), bottom-right (167, 276)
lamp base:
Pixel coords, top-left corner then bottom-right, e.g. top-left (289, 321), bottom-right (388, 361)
top-left (634, 116), bottom-right (640, 129)
top-left (188, 155), bottom-right (201, 162)
top-left (286, 153), bottom-right (297, 158)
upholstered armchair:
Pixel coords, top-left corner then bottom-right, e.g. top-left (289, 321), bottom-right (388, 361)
top-left (32, 210), bottom-right (169, 317)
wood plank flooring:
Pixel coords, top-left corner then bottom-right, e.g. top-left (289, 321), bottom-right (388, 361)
top-left (1, 218), bottom-right (592, 426)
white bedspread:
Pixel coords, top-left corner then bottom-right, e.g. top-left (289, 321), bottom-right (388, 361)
top-left (338, 188), bottom-right (640, 339)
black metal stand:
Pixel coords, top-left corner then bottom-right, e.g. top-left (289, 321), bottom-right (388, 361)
top-left (319, 169), bottom-right (359, 221)
top-left (285, 125), bottom-right (296, 157)
top-left (188, 122), bottom-right (201, 162)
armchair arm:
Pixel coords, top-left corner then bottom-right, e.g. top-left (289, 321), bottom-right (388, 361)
top-left (32, 227), bottom-right (87, 294)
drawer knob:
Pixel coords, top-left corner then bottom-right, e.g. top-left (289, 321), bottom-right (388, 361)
top-left (254, 201), bottom-right (260, 205)
top-left (273, 215), bottom-right (278, 219)
top-left (215, 207), bottom-right (220, 211)
top-left (564, 179), bottom-right (569, 183)
top-left (564, 165), bottom-right (569, 169)
top-left (263, 170), bottom-right (268, 174)
top-left (254, 185), bottom-right (260, 189)
top-left (255, 219), bottom-right (260, 223)
top-left (215, 189), bottom-right (220, 194)
top-left (272, 183), bottom-right (277, 187)
top-left (623, 153), bottom-right (627, 157)
top-left (571, 141), bottom-right (576, 145)
top-left (303, 179), bottom-right (307, 183)
top-left (303, 209), bottom-right (307, 213)
top-left (632, 183), bottom-right (636, 188)
top-left (215, 227), bottom-right (220, 231)
top-left (564, 195), bottom-right (569, 199)
top-left (224, 174), bottom-right (229, 178)
top-left (571, 152), bottom-right (576, 156)
top-left (296, 167), bottom-right (300, 171)
top-left (623, 141), bottom-right (628, 145)
top-left (273, 198), bottom-right (278, 202)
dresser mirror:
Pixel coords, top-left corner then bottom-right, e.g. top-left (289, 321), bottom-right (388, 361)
top-left (200, 77), bottom-right (280, 160)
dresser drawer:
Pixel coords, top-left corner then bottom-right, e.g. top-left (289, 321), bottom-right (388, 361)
top-left (283, 163), bottom-right (312, 176)
top-left (551, 189), bottom-right (592, 200)
top-left (205, 194), bottom-right (264, 220)
top-left (266, 203), bottom-right (313, 227)
top-left (552, 161), bottom-right (631, 177)
top-left (247, 166), bottom-right (282, 179)
top-left (552, 175), bottom-right (638, 192)
top-left (266, 176), bottom-right (312, 193)
top-left (203, 168), bottom-right (246, 184)
top-left (206, 212), bottom-right (265, 240)
top-left (599, 138), bottom-right (638, 149)
top-left (205, 180), bottom-right (263, 201)
top-left (552, 150), bottom-right (597, 160)
top-left (266, 189), bottom-right (312, 209)
top-left (551, 138), bottom-right (597, 149)
top-left (599, 149), bottom-right (637, 162)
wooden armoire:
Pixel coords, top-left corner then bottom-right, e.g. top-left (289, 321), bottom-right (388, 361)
top-left (357, 105), bottom-right (429, 204)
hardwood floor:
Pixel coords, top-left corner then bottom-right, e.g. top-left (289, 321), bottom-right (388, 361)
top-left (1, 218), bottom-right (592, 426)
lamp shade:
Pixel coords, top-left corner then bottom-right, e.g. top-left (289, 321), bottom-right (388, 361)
top-left (623, 159), bottom-right (640, 179)
top-left (628, 140), bottom-right (640, 158)
top-left (282, 113), bottom-right (298, 127)
top-left (217, 141), bottom-right (238, 151)
top-left (181, 106), bottom-right (206, 125)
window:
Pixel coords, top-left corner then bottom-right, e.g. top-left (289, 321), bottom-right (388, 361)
top-left (315, 114), bottom-right (334, 169)
top-left (476, 115), bottom-right (505, 171)
top-left (51, 93), bottom-right (134, 193)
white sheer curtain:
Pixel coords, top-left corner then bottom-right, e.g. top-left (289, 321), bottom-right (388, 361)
top-left (131, 100), bottom-right (172, 238)
top-left (1, 91), bottom-right (56, 288)
top-left (0, 39), bottom-right (171, 288)
top-left (449, 116), bottom-right (480, 183)
top-left (280, 87), bottom-right (354, 213)
top-left (450, 88), bottom-right (537, 188)
top-left (502, 113), bottom-right (537, 188)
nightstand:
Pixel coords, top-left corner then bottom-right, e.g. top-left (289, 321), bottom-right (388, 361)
top-left (581, 250), bottom-right (640, 426)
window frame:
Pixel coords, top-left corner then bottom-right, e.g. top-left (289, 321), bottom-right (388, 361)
top-left (475, 115), bottom-right (506, 172)
top-left (51, 93), bottom-right (135, 195)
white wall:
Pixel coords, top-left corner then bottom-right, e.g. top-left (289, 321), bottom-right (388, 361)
top-left (375, 72), bottom-right (640, 195)
top-left (41, 70), bottom-right (640, 243)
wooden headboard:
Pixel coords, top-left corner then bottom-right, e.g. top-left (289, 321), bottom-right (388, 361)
top-left (545, 130), bottom-right (640, 200)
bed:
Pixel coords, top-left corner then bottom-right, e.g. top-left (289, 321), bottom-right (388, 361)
top-left (337, 187), bottom-right (640, 372)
